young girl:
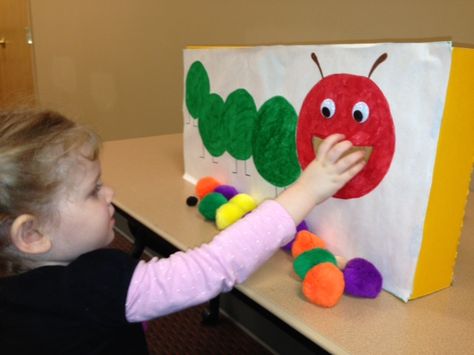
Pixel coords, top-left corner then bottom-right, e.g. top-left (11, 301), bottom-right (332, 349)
top-left (0, 109), bottom-right (365, 354)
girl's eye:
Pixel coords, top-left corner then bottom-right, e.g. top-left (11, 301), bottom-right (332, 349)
top-left (352, 101), bottom-right (370, 123)
top-left (91, 183), bottom-right (103, 197)
top-left (320, 98), bottom-right (336, 119)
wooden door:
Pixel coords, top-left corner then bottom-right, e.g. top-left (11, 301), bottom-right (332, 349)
top-left (0, 0), bottom-right (35, 108)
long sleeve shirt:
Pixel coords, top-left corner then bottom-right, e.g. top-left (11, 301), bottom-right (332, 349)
top-left (126, 200), bottom-right (295, 322)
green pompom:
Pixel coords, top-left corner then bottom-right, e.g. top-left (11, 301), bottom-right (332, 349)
top-left (293, 248), bottom-right (337, 280)
top-left (198, 192), bottom-right (228, 221)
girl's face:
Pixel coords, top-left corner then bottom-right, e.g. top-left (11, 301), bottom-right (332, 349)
top-left (44, 154), bottom-right (115, 264)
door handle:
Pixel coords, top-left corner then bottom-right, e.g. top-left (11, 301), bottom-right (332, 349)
top-left (0, 38), bottom-right (6, 48)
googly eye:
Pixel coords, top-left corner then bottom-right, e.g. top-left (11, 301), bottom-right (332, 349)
top-left (352, 101), bottom-right (370, 123)
top-left (320, 98), bottom-right (336, 119)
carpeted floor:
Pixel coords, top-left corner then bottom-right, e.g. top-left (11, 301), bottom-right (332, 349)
top-left (111, 231), bottom-right (273, 355)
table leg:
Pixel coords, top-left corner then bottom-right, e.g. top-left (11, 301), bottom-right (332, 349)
top-left (127, 219), bottom-right (146, 259)
top-left (202, 295), bottom-right (220, 325)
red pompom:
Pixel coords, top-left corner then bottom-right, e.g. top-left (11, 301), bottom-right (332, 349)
top-left (291, 230), bottom-right (326, 258)
top-left (195, 177), bottom-right (221, 199)
top-left (302, 263), bottom-right (345, 308)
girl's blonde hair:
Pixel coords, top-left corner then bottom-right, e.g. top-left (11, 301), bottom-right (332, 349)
top-left (0, 109), bottom-right (100, 274)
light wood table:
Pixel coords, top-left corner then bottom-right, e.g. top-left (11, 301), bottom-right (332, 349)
top-left (102, 134), bottom-right (474, 355)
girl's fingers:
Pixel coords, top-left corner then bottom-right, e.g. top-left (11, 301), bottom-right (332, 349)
top-left (325, 140), bottom-right (353, 163)
top-left (339, 160), bottom-right (366, 181)
top-left (334, 150), bottom-right (365, 173)
top-left (317, 133), bottom-right (345, 160)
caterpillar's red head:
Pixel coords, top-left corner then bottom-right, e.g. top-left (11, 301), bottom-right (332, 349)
top-left (297, 53), bottom-right (395, 199)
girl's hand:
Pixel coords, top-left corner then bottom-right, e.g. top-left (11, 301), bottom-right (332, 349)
top-left (276, 133), bottom-right (365, 225)
top-left (299, 133), bottom-right (366, 203)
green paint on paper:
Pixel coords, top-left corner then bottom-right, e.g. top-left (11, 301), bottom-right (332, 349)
top-left (223, 89), bottom-right (257, 160)
top-left (199, 93), bottom-right (226, 157)
top-left (252, 96), bottom-right (301, 187)
top-left (186, 61), bottom-right (210, 119)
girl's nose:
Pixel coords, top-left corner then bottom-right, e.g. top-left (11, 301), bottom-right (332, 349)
top-left (103, 185), bottom-right (114, 203)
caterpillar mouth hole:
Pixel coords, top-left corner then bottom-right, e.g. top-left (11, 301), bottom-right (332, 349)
top-left (312, 136), bottom-right (373, 163)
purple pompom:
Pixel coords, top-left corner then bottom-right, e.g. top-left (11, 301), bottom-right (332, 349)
top-left (296, 220), bottom-right (308, 232)
top-left (214, 185), bottom-right (239, 200)
top-left (281, 220), bottom-right (308, 252)
top-left (343, 258), bottom-right (383, 298)
top-left (281, 238), bottom-right (294, 252)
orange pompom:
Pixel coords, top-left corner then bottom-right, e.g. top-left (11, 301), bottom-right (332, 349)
top-left (291, 230), bottom-right (326, 258)
top-left (195, 177), bottom-right (221, 199)
top-left (302, 263), bottom-right (345, 308)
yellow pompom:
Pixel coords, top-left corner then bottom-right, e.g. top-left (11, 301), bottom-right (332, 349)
top-left (229, 193), bottom-right (257, 214)
top-left (215, 202), bottom-right (246, 230)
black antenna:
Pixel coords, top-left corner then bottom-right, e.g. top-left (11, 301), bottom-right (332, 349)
top-left (311, 52), bottom-right (324, 78)
top-left (368, 53), bottom-right (388, 78)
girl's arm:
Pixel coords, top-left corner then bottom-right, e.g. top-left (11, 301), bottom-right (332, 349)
top-left (126, 134), bottom-right (365, 322)
top-left (126, 200), bottom-right (294, 322)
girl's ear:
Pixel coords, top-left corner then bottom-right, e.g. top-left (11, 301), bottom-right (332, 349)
top-left (10, 214), bottom-right (52, 254)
